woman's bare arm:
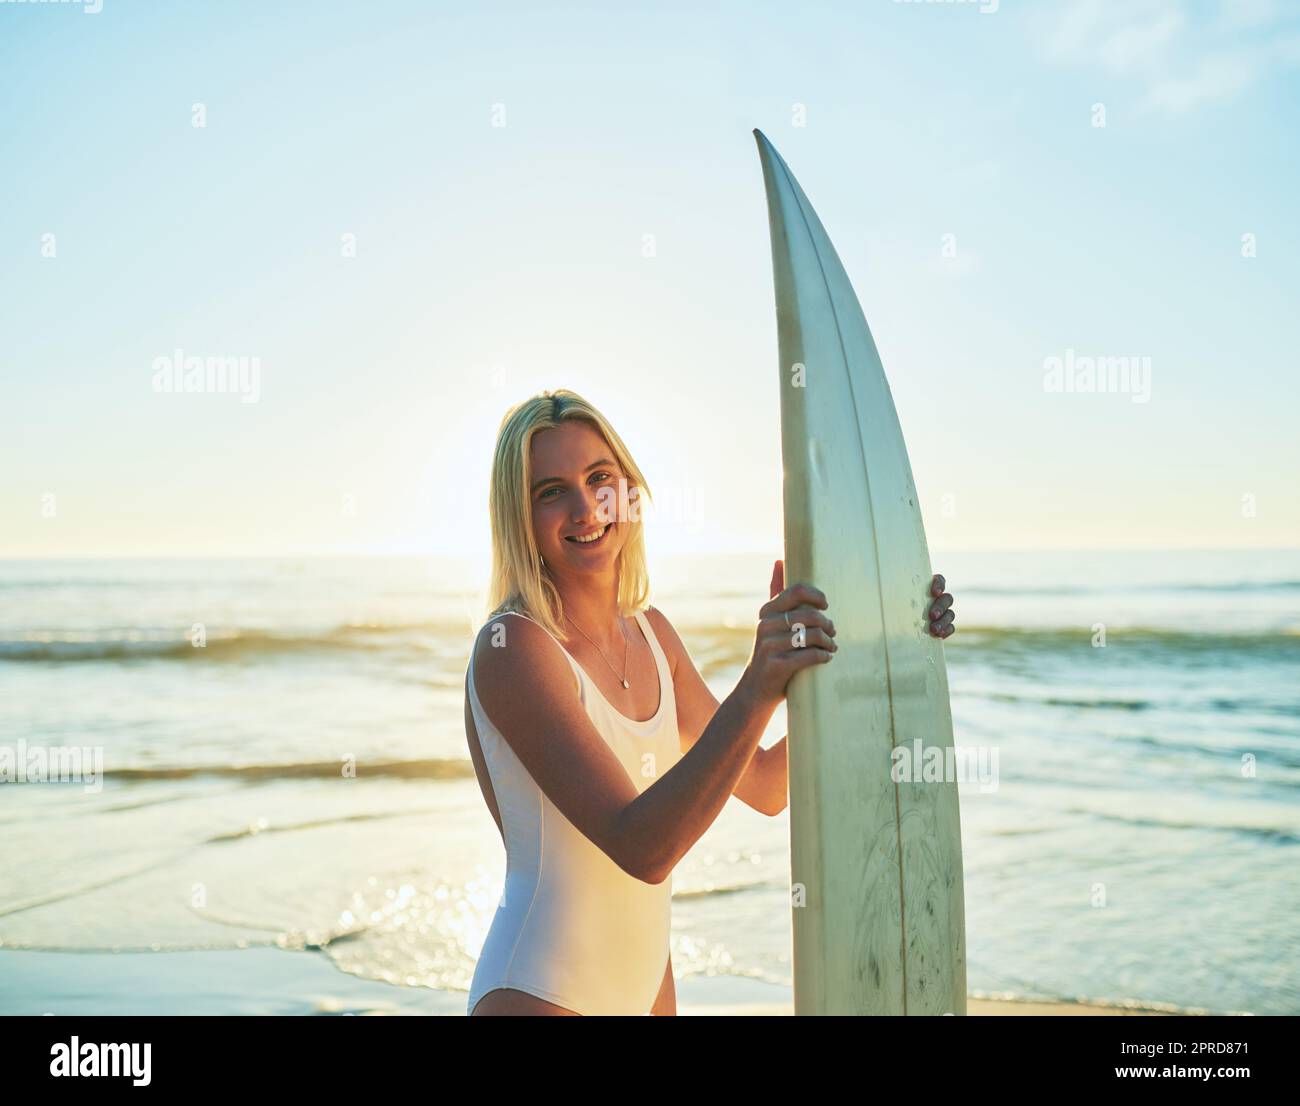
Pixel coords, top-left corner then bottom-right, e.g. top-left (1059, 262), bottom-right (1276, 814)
top-left (617, 675), bottom-right (777, 884)
top-left (644, 606), bottom-right (788, 816)
top-left (473, 612), bottom-right (780, 883)
top-left (474, 582), bottom-right (832, 887)
top-left (618, 577), bottom-right (834, 882)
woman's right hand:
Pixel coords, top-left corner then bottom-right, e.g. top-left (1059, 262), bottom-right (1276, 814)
top-left (740, 558), bottom-right (837, 710)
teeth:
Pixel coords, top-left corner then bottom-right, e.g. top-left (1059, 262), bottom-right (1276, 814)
top-left (571, 525), bottom-right (608, 543)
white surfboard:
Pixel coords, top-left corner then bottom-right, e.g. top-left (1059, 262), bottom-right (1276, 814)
top-left (754, 129), bottom-right (967, 1015)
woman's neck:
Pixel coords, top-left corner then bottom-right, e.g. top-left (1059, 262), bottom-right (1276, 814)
top-left (553, 573), bottom-right (624, 649)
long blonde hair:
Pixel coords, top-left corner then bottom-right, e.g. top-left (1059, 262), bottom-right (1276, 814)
top-left (484, 389), bottom-right (653, 640)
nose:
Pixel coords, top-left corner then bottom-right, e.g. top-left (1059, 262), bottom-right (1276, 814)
top-left (573, 485), bottom-right (614, 526)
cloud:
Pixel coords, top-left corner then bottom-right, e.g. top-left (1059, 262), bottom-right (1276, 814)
top-left (1216, 0), bottom-right (1282, 32)
top-left (1040, 0), bottom-right (1179, 68)
top-left (1033, 0), bottom-right (1300, 114)
top-left (1140, 53), bottom-right (1256, 113)
top-left (1098, 9), bottom-right (1183, 71)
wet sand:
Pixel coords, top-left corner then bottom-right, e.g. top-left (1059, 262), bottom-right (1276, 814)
top-left (0, 947), bottom-right (1200, 1016)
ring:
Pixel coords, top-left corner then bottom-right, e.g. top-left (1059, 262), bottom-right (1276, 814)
top-left (783, 611), bottom-right (791, 630)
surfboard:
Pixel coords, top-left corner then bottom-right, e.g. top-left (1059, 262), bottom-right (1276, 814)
top-left (753, 129), bottom-right (967, 1016)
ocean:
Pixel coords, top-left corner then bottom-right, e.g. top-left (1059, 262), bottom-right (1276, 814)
top-left (1, 550), bottom-right (1297, 1014)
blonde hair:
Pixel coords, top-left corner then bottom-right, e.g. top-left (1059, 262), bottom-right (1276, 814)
top-left (484, 388), bottom-right (653, 640)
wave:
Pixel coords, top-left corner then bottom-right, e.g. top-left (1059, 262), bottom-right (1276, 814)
top-left (951, 625), bottom-right (1300, 652)
top-left (3, 619), bottom-right (1296, 665)
top-left (960, 688), bottom-right (1299, 719)
top-left (955, 580), bottom-right (1300, 596)
top-left (0, 622), bottom-right (455, 663)
top-left (977, 691), bottom-right (1156, 711)
top-left (203, 806), bottom-right (443, 844)
top-left (92, 758), bottom-right (476, 784)
top-left (966, 991), bottom-right (1209, 1015)
top-left (1071, 808), bottom-right (1300, 847)
top-left (671, 877), bottom-right (778, 901)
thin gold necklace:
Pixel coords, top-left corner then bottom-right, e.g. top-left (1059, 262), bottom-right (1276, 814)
top-left (564, 613), bottom-right (631, 688)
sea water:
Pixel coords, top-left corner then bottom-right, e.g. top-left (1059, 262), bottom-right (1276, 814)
top-left (1, 550), bottom-right (1296, 1013)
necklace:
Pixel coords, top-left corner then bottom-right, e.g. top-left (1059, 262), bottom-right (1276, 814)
top-left (564, 612), bottom-right (631, 688)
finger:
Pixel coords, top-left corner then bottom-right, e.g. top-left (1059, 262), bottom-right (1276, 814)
top-left (808, 627), bottom-right (837, 652)
top-left (765, 608), bottom-right (835, 639)
top-left (930, 573), bottom-right (946, 598)
top-left (779, 640), bottom-right (836, 668)
top-left (770, 559), bottom-right (784, 600)
top-left (928, 611), bottom-right (955, 636)
top-left (782, 624), bottom-right (837, 650)
top-left (929, 593), bottom-right (953, 620)
top-left (767, 582), bottom-right (828, 613)
top-left (940, 623), bottom-right (955, 639)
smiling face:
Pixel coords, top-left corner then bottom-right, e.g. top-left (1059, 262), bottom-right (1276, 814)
top-left (529, 421), bottom-right (632, 578)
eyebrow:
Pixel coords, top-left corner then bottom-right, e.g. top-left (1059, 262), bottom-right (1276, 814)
top-left (530, 457), bottom-right (617, 494)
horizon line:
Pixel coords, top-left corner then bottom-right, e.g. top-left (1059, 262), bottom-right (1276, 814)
top-left (2, 545), bottom-right (1299, 561)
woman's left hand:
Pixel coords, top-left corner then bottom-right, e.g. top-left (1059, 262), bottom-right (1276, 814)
top-left (928, 574), bottom-right (955, 639)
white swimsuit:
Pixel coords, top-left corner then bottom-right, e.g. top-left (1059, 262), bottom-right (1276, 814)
top-left (465, 608), bottom-right (682, 1016)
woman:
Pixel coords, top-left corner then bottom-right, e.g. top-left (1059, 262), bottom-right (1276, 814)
top-left (464, 389), bottom-right (955, 1016)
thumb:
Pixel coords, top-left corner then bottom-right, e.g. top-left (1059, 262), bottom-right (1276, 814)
top-left (770, 558), bottom-right (784, 600)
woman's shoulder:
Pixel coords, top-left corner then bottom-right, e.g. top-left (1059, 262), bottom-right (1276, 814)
top-left (476, 607), bottom-right (534, 638)
top-left (640, 605), bottom-right (683, 676)
top-left (470, 609), bottom-right (579, 698)
top-left (473, 609), bottom-right (546, 660)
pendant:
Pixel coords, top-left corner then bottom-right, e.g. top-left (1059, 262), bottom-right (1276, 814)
top-left (622, 679), bottom-right (630, 688)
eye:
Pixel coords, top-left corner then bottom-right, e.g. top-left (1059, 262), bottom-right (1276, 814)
top-left (539, 472), bottom-right (617, 501)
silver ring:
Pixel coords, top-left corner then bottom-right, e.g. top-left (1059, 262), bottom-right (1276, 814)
top-left (783, 611), bottom-right (791, 630)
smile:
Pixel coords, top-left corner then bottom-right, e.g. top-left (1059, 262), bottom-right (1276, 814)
top-left (565, 524), bottom-right (611, 548)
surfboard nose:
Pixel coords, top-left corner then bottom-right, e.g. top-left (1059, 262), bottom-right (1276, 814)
top-left (752, 127), bottom-right (781, 171)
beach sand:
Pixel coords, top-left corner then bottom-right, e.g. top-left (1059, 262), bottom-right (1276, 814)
top-left (677, 999), bottom-right (1177, 1016)
top-left (0, 947), bottom-right (1190, 1016)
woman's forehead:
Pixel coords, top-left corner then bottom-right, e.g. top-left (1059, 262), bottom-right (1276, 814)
top-left (531, 422), bottom-right (609, 463)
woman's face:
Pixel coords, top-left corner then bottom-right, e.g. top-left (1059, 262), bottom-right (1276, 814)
top-left (529, 421), bottom-right (633, 577)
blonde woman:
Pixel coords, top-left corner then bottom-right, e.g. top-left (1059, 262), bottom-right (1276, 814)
top-left (464, 389), bottom-right (955, 1016)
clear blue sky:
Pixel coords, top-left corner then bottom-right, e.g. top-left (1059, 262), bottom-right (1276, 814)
top-left (3, 0), bottom-right (1297, 556)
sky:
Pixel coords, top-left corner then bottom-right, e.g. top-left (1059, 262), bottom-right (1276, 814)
top-left (2, 0), bottom-right (1298, 558)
